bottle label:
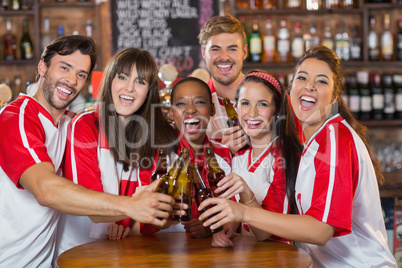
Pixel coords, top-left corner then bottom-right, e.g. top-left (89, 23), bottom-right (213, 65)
top-left (372, 94), bottom-right (384, 109)
top-left (291, 38), bottom-right (304, 58)
top-left (351, 45), bottom-right (361, 59)
top-left (349, 95), bottom-right (360, 112)
top-left (360, 96), bottom-right (372, 112)
top-left (384, 92), bottom-right (395, 113)
top-left (277, 40), bottom-right (290, 55)
top-left (263, 35), bottom-right (275, 51)
top-left (250, 38), bottom-right (262, 54)
top-left (24, 44), bottom-right (33, 59)
top-left (396, 94), bottom-right (402, 111)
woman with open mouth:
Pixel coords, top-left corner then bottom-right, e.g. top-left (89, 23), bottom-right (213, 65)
top-left (198, 45), bottom-right (396, 267)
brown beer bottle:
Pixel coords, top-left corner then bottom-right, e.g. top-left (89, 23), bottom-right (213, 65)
top-left (190, 164), bottom-right (224, 234)
top-left (154, 149), bottom-right (186, 195)
top-left (223, 97), bottom-right (240, 127)
top-left (171, 148), bottom-right (192, 221)
top-left (150, 147), bottom-right (168, 183)
top-left (205, 146), bottom-right (227, 196)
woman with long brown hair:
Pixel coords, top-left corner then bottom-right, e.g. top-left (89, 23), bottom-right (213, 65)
top-left (59, 47), bottom-right (179, 256)
top-left (198, 46), bottom-right (395, 267)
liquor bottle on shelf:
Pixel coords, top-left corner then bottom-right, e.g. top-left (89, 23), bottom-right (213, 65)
top-left (350, 24), bottom-right (362, 61)
top-left (322, 22), bottom-right (334, 51)
top-left (223, 97), bottom-right (239, 127)
top-left (357, 71), bottom-right (372, 121)
top-left (205, 146), bottom-right (227, 196)
top-left (11, 0), bottom-right (19, 10)
top-left (1, 0), bottom-right (9, 11)
top-left (370, 73), bottom-right (384, 120)
top-left (394, 73), bottom-right (402, 119)
top-left (191, 164), bottom-right (224, 234)
top-left (150, 147), bottom-right (169, 183)
top-left (250, 0), bottom-right (262, 10)
top-left (398, 19), bottom-right (402, 61)
top-left (20, 19), bottom-right (33, 60)
top-left (277, 18), bottom-right (290, 63)
top-left (304, 21), bottom-right (319, 52)
top-left (291, 20), bottom-right (304, 63)
top-left (41, 17), bottom-right (52, 52)
top-left (235, 0), bottom-right (249, 10)
top-left (368, 16), bottom-right (379, 61)
top-left (343, 0), bottom-right (356, 8)
top-left (262, 18), bottom-right (275, 63)
top-left (57, 25), bottom-right (64, 37)
top-left (347, 73), bottom-right (360, 119)
top-left (239, 16), bottom-right (250, 62)
top-left (171, 148), bottom-right (192, 222)
top-left (306, 0), bottom-right (321, 10)
top-left (3, 18), bottom-right (17, 61)
top-left (335, 22), bottom-right (350, 61)
top-left (285, 0), bottom-right (302, 9)
top-left (383, 73), bottom-right (395, 120)
top-left (21, 0), bottom-right (32, 10)
top-left (381, 13), bottom-right (393, 61)
top-left (85, 19), bottom-right (93, 37)
top-left (249, 17), bottom-right (262, 63)
top-left (326, 0), bottom-right (340, 9)
top-left (262, 0), bottom-right (277, 10)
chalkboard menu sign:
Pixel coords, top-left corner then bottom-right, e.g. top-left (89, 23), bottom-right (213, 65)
top-left (111, 0), bottom-right (219, 77)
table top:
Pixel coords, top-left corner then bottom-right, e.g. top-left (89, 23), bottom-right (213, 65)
top-left (57, 232), bottom-right (312, 267)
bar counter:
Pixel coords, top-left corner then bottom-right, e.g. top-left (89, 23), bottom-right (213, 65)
top-left (56, 232), bottom-right (312, 267)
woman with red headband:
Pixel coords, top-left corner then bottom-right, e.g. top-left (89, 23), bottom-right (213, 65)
top-left (210, 70), bottom-right (302, 246)
top-left (199, 46), bottom-right (396, 267)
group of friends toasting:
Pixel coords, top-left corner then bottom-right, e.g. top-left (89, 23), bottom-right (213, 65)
top-left (0, 14), bottom-right (397, 267)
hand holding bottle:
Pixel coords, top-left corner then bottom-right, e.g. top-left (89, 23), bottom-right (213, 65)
top-left (213, 172), bottom-right (252, 201)
top-left (198, 198), bottom-right (245, 232)
top-left (221, 126), bottom-right (249, 155)
top-left (182, 218), bottom-right (212, 238)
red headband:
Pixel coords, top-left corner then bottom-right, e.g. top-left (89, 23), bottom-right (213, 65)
top-left (241, 72), bottom-right (282, 95)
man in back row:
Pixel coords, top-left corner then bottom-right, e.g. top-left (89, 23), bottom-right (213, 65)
top-left (0, 35), bottom-right (176, 266)
top-left (198, 15), bottom-right (249, 154)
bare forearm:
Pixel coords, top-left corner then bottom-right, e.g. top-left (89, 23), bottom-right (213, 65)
top-left (21, 163), bottom-right (130, 218)
top-left (243, 206), bottom-right (335, 245)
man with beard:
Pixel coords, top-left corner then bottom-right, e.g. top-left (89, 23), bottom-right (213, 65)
top-left (198, 15), bottom-right (249, 154)
top-left (0, 35), bottom-right (177, 267)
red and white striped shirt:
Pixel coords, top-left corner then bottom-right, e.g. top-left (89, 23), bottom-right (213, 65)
top-left (59, 108), bottom-right (151, 256)
top-left (294, 114), bottom-right (395, 267)
top-left (0, 95), bottom-right (73, 267)
top-left (234, 138), bottom-right (288, 236)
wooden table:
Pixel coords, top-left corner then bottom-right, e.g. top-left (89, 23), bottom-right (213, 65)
top-left (57, 233), bottom-right (312, 267)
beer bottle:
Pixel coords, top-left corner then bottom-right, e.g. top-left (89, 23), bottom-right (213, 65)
top-left (190, 164), bottom-right (224, 234)
top-left (150, 147), bottom-right (169, 183)
top-left (154, 149), bottom-right (187, 195)
top-left (171, 149), bottom-right (192, 221)
top-left (205, 146), bottom-right (227, 196)
top-left (223, 97), bottom-right (239, 127)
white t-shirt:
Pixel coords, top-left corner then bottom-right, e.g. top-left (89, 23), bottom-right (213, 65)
top-left (0, 95), bottom-right (72, 267)
top-left (294, 114), bottom-right (396, 267)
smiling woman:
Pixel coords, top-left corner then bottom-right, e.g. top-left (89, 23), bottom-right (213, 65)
top-left (60, 47), bottom-right (179, 257)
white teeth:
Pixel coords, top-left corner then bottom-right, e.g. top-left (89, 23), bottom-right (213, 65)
top-left (57, 86), bottom-right (72, 95)
top-left (247, 120), bottom-right (261, 125)
top-left (300, 96), bottom-right (316, 102)
top-left (217, 64), bottom-right (231, 68)
top-left (184, 118), bottom-right (200, 124)
top-left (120, 95), bottom-right (134, 101)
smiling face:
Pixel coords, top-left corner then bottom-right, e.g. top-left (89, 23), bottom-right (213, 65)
top-left (290, 58), bottom-right (336, 136)
top-left (171, 80), bottom-right (215, 149)
top-left (38, 50), bottom-right (90, 111)
top-left (237, 81), bottom-right (277, 145)
top-left (111, 64), bottom-right (149, 118)
top-left (202, 33), bottom-right (247, 87)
